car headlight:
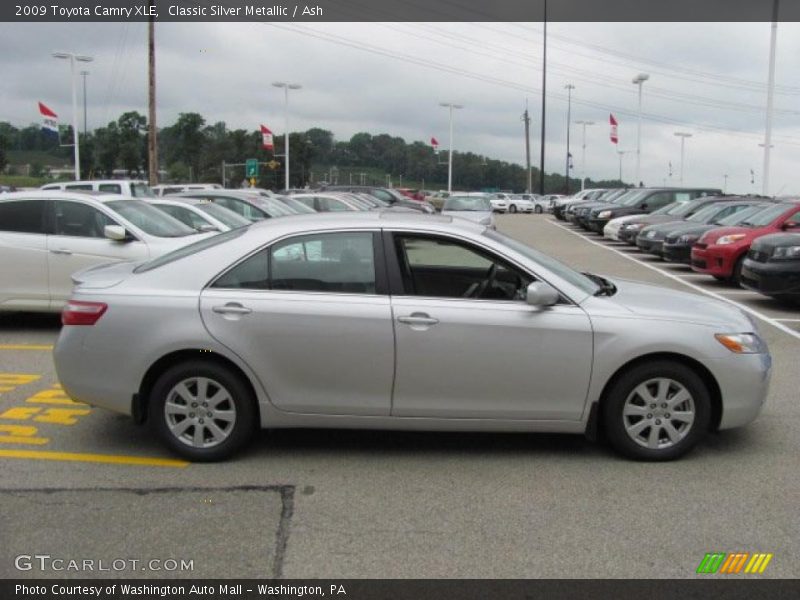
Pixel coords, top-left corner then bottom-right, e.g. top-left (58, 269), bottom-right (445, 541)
top-left (623, 223), bottom-right (644, 231)
top-left (677, 234), bottom-right (699, 244)
top-left (597, 210), bottom-right (612, 219)
top-left (717, 234), bottom-right (747, 245)
top-left (714, 333), bottom-right (767, 354)
top-left (772, 245), bottom-right (800, 259)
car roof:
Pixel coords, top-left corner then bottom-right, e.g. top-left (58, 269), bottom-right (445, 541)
top-left (0, 190), bottom-right (134, 204)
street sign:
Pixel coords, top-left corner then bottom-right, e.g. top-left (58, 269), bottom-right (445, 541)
top-left (245, 158), bottom-right (259, 178)
top-left (267, 160), bottom-right (281, 170)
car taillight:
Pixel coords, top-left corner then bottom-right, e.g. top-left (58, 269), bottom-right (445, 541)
top-left (62, 301), bottom-right (108, 326)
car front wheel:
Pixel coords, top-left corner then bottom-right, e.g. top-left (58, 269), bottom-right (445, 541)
top-left (509, 204), bottom-right (518, 213)
top-left (534, 205), bottom-right (543, 214)
top-left (603, 360), bottom-right (710, 460)
top-left (150, 360), bottom-right (257, 461)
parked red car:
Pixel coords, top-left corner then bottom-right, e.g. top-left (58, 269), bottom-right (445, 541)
top-left (691, 201), bottom-right (800, 284)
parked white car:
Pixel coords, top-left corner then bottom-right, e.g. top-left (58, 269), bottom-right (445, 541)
top-left (441, 195), bottom-right (495, 228)
top-left (152, 183), bottom-right (223, 196)
top-left (149, 198), bottom-right (252, 232)
top-left (41, 179), bottom-right (154, 198)
top-left (486, 193), bottom-right (510, 213)
top-left (604, 214), bottom-right (645, 241)
top-left (507, 195), bottom-right (534, 214)
top-left (0, 191), bottom-right (209, 312)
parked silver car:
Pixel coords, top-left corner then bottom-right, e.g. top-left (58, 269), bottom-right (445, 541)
top-left (54, 212), bottom-right (771, 461)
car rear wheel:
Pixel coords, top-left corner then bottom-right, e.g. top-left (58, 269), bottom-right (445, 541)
top-left (534, 205), bottom-right (543, 214)
top-left (603, 360), bottom-right (710, 461)
top-left (509, 204), bottom-right (518, 213)
top-left (150, 360), bottom-right (257, 461)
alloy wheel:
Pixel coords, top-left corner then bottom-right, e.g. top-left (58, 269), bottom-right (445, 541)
top-left (164, 377), bottom-right (237, 448)
top-left (622, 378), bottom-right (695, 450)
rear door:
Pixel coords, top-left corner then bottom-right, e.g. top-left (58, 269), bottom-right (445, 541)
top-left (46, 200), bottom-right (149, 307)
top-left (0, 199), bottom-right (49, 310)
top-left (200, 230), bottom-right (394, 416)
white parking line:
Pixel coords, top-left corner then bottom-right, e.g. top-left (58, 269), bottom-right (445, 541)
top-left (774, 318), bottom-right (800, 323)
top-left (547, 220), bottom-right (800, 343)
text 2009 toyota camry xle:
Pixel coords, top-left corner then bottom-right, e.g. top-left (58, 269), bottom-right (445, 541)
top-left (54, 211), bottom-right (771, 461)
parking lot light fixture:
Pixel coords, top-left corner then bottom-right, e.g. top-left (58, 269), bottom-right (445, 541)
top-left (52, 51), bottom-right (94, 180)
top-left (439, 102), bottom-right (463, 193)
top-left (272, 82), bottom-right (302, 191)
top-left (632, 73), bottom-right (650, 185)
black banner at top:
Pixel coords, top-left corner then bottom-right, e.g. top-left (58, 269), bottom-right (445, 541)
top-left (2, 0), bottom-right (799, 23)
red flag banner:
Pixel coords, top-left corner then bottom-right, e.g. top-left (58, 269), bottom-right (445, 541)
top-left (430, 136), bottom-right (439, 148)
top-left (261, 125), bottom-right (274, 151)
top-left (609, 114), bottom-right (618, 145)
top-left (39, 102), bottom-right (58, 134)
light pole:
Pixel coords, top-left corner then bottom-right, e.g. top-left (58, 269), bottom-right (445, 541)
top-left (564, 84), bottom-right (574, 194)
top-left (674, 132), bottom-right (692, 186)
top-left (439, 102), bottom-right (463, 193)
top-left (617, 150), bottom-right (630, 183)
top-left (52, 51), bottom-right (93, 180)
top-left (80, 70), bottom-right (89, 137)
top-left (762, 0), bottom-right (779, 196)
top-left (272, 81), bottom-right (302, 191)
top-left (632, 72), bottom-right (650, 186)
top-left (574, 119), bottom-right (594, 191)
top-left (723, 174), bottom-right (728, 194)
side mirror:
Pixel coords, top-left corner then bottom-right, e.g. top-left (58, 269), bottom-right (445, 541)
top-left (104, 225), bottom-right (128, 241)
top-left (198, 224), bottom-right (220, 233)
top-left (525, 281), bottom-right (560, 308)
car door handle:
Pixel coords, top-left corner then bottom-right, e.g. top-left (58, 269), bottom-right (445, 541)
top-left (397, 313), bottom-right (439, 326)
top-left (50, 249), bottom-right (72, 255)
top-left (212, 303), bottom-right (252, 315)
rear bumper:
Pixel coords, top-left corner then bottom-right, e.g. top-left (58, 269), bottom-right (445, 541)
top-left (740, 259), bottom-right (800, 297)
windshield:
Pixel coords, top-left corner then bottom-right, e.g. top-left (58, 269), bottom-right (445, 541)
top-left (485, 229), bottom-right (599, 296)
top-left (686, 204), bottom-right (723, 223)
top-left (131, 183), bottom-right (155, 198)
top-left (250, 195), bottom-right (295, 217)
top-left (444, 196), bottom-right (492, 211)
top-left (740, 203), bottom-right (796, 227)
top-left (717, 205), bottom-right (766, 226)
top-left (195, 203), bottom-right (252, 228)
top-left (620, 190), bottom-right (650, 206)
top-left (105, 199), bottom-right (196, 237)
top-left (276, 196), bottom-right (316, 214)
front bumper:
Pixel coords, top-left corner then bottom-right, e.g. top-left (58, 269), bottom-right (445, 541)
top-left (710, 351), bottom-right (771, 430)
top-left (740, 258), bottom-right (800, 297)
top-left (586, 217), bottom-right (609, 233)
top-left (691, 244), bottom-right (741, 278)
top-left (662, 242), bottom-right (692, 264)
top-left (618, 228), bottom-right (641, 245)
top-left (636, 236), bottom-right (665, 256)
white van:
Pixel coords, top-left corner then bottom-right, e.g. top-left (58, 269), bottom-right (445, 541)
top-left (151, 183), bottom-right (222, 196)
top-left (41, 180), bottom-right (154, 198)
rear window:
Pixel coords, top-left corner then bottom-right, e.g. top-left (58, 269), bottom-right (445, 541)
top-left (0, 200), bottom-right (46, 234)
top-left (131, 183), bottom-right (155, 198)
top-left (134, 227), bottom-right (248, 273)
top-left (740, 203), bottom-right (797, 227)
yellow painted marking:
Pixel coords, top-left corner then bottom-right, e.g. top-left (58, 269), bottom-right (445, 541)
top-left (0, 374), bottom-right (41, 385)
top-left (0, 387), bottom-right (14, 392)
top-left (0, 424), bottom-right (49, 445)
top-left (0, 449), bottom-right (188, 468)
top-left (0, 345), bottom-right (53, 351)
top-left (0, 407), bottom-right (42, 420)
top-left (732, 552), bottom-right (749, 574)
top-left (33, 407), bottom-right (91, 425)
top-left (26, 388), bottom-right (87, 406)
top-left (758, 554), bottom-right (773, 573)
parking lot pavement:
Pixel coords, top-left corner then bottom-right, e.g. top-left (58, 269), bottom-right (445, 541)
top-left (0, 213), bottom-right (798, 579)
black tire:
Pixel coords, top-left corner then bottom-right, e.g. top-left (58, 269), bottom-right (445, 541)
top-left (731, 255), bottom-right (745, 287)
top-left (534, 205), bottom-right (544, 214)
top-left (150, 360), bottom-right (257, 461)
top-left (509, 204), bottom-right (518, 214)
top-left (713, 275), bottom-right (727, 282)
top-left (603, 360), bottom-right (711, 461)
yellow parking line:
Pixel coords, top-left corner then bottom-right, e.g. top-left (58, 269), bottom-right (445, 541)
top-left (0, 449), bottom-right (189, 468)
top-left (0, 345), bottom-right (54, 351)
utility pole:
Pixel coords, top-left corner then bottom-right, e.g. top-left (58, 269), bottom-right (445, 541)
top-left (52, 51), bottom-right (93, 180)
top-left (674, 132), bottom-right (692, 186)
top-left (574, 120), bottom-right (594, 191)
top-left (147, 8), bottom-right (158, 186)
top-left (762, 0), bottom-right (779, 196)
top-left (439, 102), bottom-right (463, 193)
top-left (617, 150), bottom-right (630, 182)
top-left (522, 100), bottom-right (532, 193)
top-left (81, 70), bottom-right (89, 137)
top-left (538, 0), bottom-right (547, 195)
top-left (632, 73), bottom-right (650, 186)
top-left (272, 81), bottom-right (302, 191)
top-left (564, 84), bottom-right (574, 194)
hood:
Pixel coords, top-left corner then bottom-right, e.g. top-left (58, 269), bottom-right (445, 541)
top-left (750, 232), bottom-right (800, 251)
top-left (607, 214), bottom-right (642, 226)
top-left (664, 223), bottom-right (715, 242)
top-left (593, 206), bottom-right (644, 217)
top-left (699, 225), bottom-right (751, 244)
top-left (71, 260), bottom-right (139, 288)
top-left (641, 218), bottom-right (698, 237)
top-left (597, 278), bottom-right (752, 330)
top-left (629, 215), bottom-right (682, 228)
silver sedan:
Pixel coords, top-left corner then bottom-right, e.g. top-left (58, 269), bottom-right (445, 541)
top-left (54, 212), bottom-right (771, 461)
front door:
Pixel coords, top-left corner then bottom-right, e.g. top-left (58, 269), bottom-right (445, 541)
top-left (388, 232), bottom-right (593, 420)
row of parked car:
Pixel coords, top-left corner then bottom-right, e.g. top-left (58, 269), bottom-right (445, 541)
top-left (557, 187), bottom-right (800, 303)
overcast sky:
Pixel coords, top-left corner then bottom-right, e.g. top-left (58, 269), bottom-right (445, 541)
top-left (2, 19), bottom-right (800, 194)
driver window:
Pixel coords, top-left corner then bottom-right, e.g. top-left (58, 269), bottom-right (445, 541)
top-left (394, 234), bottom-right (532, 300)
